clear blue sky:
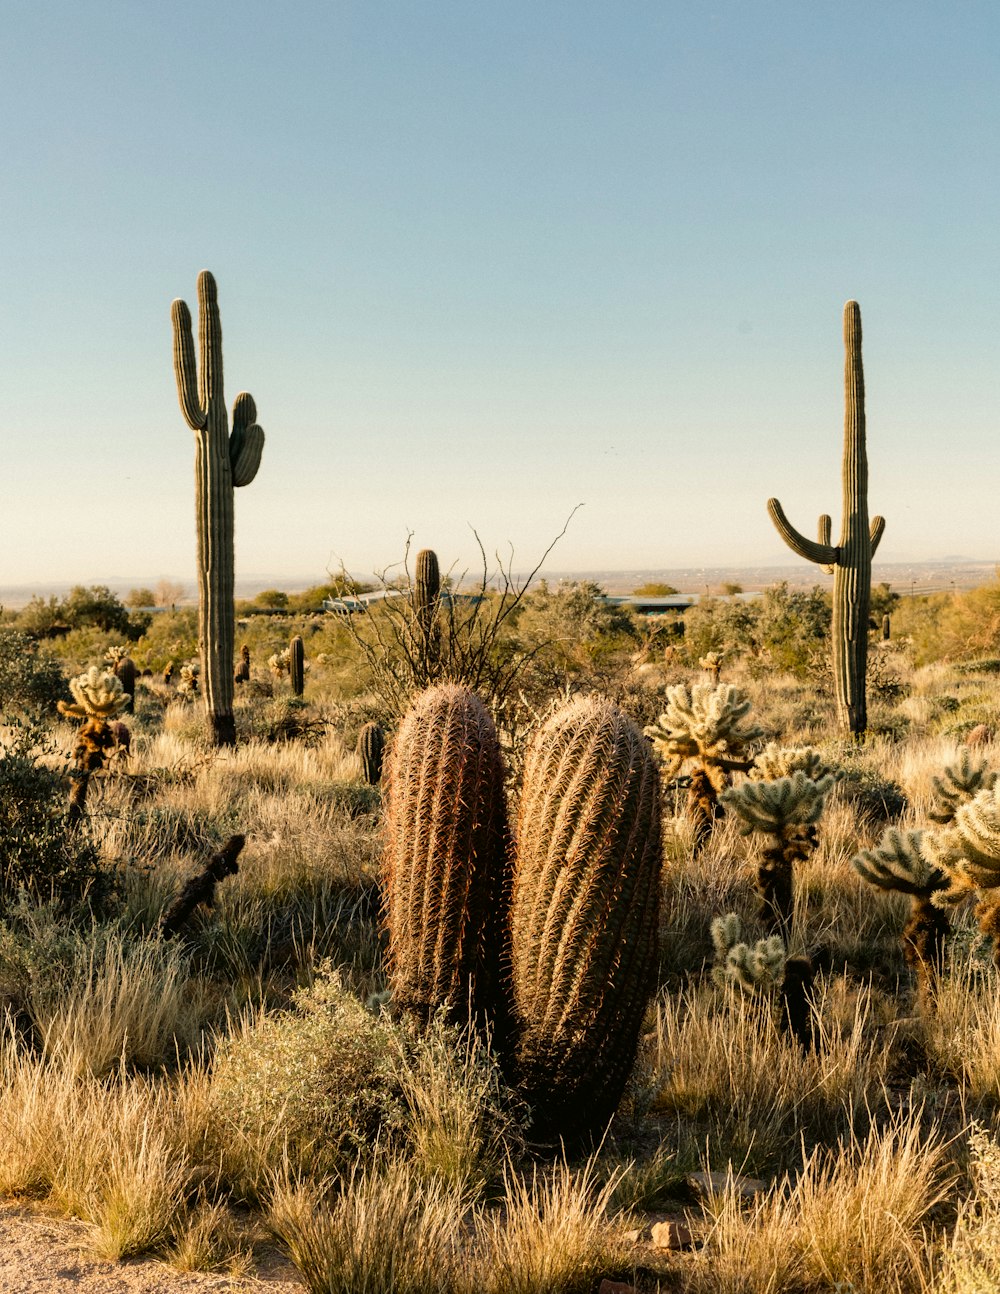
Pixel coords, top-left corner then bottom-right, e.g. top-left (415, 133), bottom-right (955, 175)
top-left (3, 1), bottom-right (998, 589)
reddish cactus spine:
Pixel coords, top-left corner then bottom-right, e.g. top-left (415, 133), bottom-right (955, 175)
top-left (382, 685), bottom-right (510, 1026)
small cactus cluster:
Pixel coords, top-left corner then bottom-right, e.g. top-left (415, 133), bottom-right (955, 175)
top-left (852, 828), bottom-right (949, 1012)
top-left (177, 663), bottom-right (200, 699)
top-left (922, 777), bottom-right (1000, 963)
top-left (928, 750), bottom-right (997, 824)
top-left (269, 648), bottom-right (291, 678)
top-left (749, 742), bottom-right (839, 785)
top-left (104, 646), bottom-right (137, 714)
top-left (710, 912), bottom-right (814, 1049)
top-left (698, 651), bottom-right (724, 683)
top-left (57, 667), bottom-right (132, 824)
top-left (721, 770), bottom-right (836, 934)
top-left (645, 681), bottom-right (763, 848)
top-left (382, 684), bottom-right (662, 1142)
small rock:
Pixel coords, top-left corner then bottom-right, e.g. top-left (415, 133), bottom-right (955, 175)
top-left (650, 1219), bottom-right (694, 1249)
top-left (598, 1282), bottom-right (637, 1294)
top-left (689, 1170), bottom-right (768, 1199)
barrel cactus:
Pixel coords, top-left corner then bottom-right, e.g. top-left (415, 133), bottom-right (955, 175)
top-left (510, 695), bottom-right (661, 1141)
top-left (382, 685), bottom-right (510, 1027)
top-left (171, 270), bottom-right (265, 746)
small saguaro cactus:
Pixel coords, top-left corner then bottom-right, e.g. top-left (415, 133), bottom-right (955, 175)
top-left (289, 635), bottom-right (305, 697)
top-left (413, 547), bottom-right (442, 679)
top-left (721, 770), bottom-right (836, 936)
top-left (511, 695), bottom-right (662, 1142)
top-left (356, 721), bottom-right (386, 784)
top-left (852, 829), bottom-right (949, 1013)
top-left (382, 685), bottom-right (510, 1028)
top-left (57, 666), bottom-right (131, 825)
top-left (171, 270), bottom-right (265, 747)
top-left (645, 681), bottom-right (763, 849)
top-left (767, 302), bottom-right (885, 736)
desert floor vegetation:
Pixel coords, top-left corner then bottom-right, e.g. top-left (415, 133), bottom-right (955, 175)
top-left (7, 579), bottom-right (1000, 1290)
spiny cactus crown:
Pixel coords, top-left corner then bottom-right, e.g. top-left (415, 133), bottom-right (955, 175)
top-left (58, 666), bottom-right (130, 721)
top-left (103, 645), bottom-right (130, 668)
top-left (177, 663), bottom-right (200, 697)
top-left (750, 742), bottom-right (839, 784)
top-left (932, 784), bottom-right (1000, 894)
top-left (720, 770), bottom-right (835, 837)
top-left (928, 751), bottom-right (998, 825)
top-left (852, 828), bottom-right (945, 897)
top-left (269, 648), bottom-right (291, 676)
top-left (644, 681), bottom-right (764, 780)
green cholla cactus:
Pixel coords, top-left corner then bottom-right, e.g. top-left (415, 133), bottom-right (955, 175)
top-left (750, 742), bottom-right (839, 784)
top-left (721, 771), bottom-right (835, 934)
top-left (171, 271), bottom-right (265, 746)
top-left (57, 668), bottom-right (131, 825)
top-left (767, 302), bottom-right (885, 736)
top-left (710, 912), bottom-right (786, 990)
top-left (710, 912), bottom-right (743, 964)
top-left (382, 685), bottom-right (510, 1028)
top-left (289, 636), bottom-right (305, 697)
top-left (645, 681), bottom-right (763, 848)
top-left (511, 695), bottom-right (661, 1142)
top-left (698, 651), bottom-right (724, 683)
top-left (103, 645), bottom-right (128, 669)
top-left (356, 721), bottom-right (386, 785)
top-left (928, 751), bottom-right (997, 825)
top-left (853, 829), bottom-right (950, 1011)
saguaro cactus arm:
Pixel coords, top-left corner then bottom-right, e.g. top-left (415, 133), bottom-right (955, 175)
top-left (766, 498), bottom-right (839, 568)
top-left (870, 515), bottom-right (886, 555)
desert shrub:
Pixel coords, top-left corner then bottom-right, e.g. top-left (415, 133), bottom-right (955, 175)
top-left (682, 583), bottom-right (831, 677)
top-left (0, 721), bottom-right (105, 907)
top-left (208, 965), bottom-right (406, 1195)
top-left (834, 759), bottom-right (908, 824)
top-left (0, 628), bottom-right (67, 714)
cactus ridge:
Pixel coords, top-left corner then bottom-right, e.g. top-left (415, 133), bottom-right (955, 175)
top-left (511, 695), bottom-right (661, 1137)
top-left (382, 685), bottom-right (509, 1024)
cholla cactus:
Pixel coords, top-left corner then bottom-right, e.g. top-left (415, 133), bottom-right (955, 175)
top-left (710, 911), bottom-right (814, 1049)
top-left (928, 751), bottom-right (997, 825)
top-left (698, 651), bottom-right (724, 684)
top-left (57, 668), bottom-right (131, 825)
top-left (177, 663), bottom-right (200, 700)
top-left (927, 784), bottom-right (1000, 963)
top-left (750, 742), bottom-right (839, 784)
top-left (721, 771), bottom-right (835, 934)
top-left (853, 828), bottom-right (949, 1011)
top-left (711, 914), bottom-right (785, 991)
top-left (645, 681), bottom-right (764, 848)
top-left (103, 645), bottom-right (129, 669)
top-left (269, 648), bottom-right (291, 678)
top-left (59, 667), bottom-right (130, 722)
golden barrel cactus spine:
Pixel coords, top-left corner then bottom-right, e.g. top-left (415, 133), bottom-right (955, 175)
top-left (382, 685), bottom-right (510, 1026)
top-left (171, 271), bottom-right (265, 746)
top-left (510, 696), bottom-right (661, 1141)
top-left (767, 302), bottom-right (885, 735)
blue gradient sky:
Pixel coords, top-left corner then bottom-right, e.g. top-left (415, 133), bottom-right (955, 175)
top-left (2, 2), bottom-right (998, 586)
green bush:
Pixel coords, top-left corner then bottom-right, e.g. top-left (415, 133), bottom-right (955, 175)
top-left (0, 629), bottom-right (67, 715)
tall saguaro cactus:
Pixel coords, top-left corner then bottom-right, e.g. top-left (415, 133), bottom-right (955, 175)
top-left (767, 301), bottom-right (884, 735)
top-left (171, 271), bottom-right (265, 746)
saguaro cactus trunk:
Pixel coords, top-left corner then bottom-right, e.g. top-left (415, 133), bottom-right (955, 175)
top-left (171, 272), bottom-right (265, 746)
top-left (767, 301), bottom-right (884, 736)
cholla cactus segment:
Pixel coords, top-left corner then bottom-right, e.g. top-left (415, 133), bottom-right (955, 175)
top-left (948, 785), bottom-right (1000, 889)
top-left (852, 828), bottom-right (945, 897)
top-left (58, 667), bottom-right (130, 721)
top-left (269, 649), bottom-right (291, 677)
top-left (750, 742), bottom-right (839, 785)
top-left (103, 645), bottom-right (129, 668)
top-left (710, 912), bottom-right (742, 961)
top-left (698, 651), bottom-right (724, 682)
top-left (715, 936), bottom-right (786, 992)
top-left (177, 663), bottom-right (200, 699)
top-left (928, 751), bottom-right (997, 825)
top-left (721, 771), bottom-right (835, 836)
top-left (644, 681), bottom-right (764, 784)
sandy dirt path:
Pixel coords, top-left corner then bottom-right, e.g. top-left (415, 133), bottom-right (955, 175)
top-left (0, 1203), bottom-right (305, 1293)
